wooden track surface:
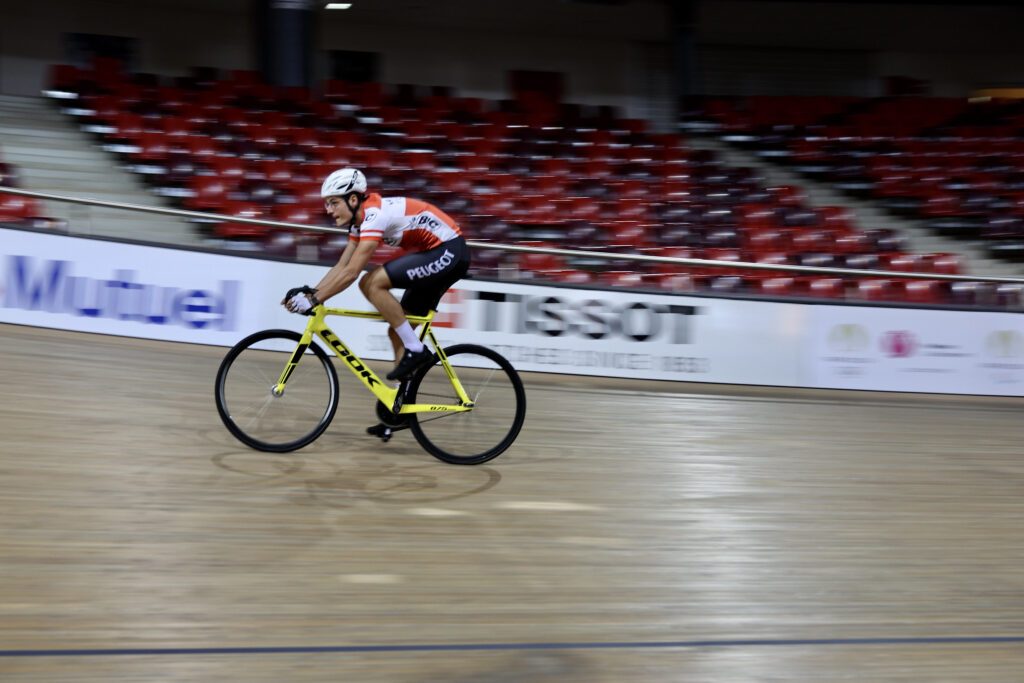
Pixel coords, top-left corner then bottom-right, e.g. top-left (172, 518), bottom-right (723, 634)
top-left (2, 323), bottom-right (1024, 682)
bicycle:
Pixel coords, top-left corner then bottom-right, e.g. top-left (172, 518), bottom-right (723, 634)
top-left (214, 305), bottom-right (526, 465)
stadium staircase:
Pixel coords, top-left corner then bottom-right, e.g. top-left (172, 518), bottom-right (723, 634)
top-left (0, 94), bottom-right (200, 244)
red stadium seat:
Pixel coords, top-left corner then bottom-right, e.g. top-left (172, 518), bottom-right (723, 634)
top-left (995, 284), bottom-right (1023, 308)
top-left (884, 253), bottom-right (925, 272)
top-left (928, 253), bottom-right (963, 275)
top-left (808, 277), bottom-right (845, 299)
top-left (213, 203), bottom-right (269, 239)
top-left (745, 229), bottom-right (789, 253)
top-left (262, 159), bottom-right (293, 184)
top-left (791, 229), bottom-right (833, 254)
top-left (901, 280), bottom-right (945, 304)
top-left (136, 132), bottom-right (169, 162)
top-left (608, 222), bottom-right (652, 249)
top-left (0, 194), bottom-right (37, 222)
top-left (853, 279), bottom-right (895, 301)
top-left (274, 205), bottom-right (314, 226)
top-left (832, 232), bottom-right (872, 254)
top-left (652, 246), bottom-right (696, 275)
top-left (657, 273), bottom-right (697, 292)
top-left (49, 63), bottom-right (82, 92)
top-left (187, 175), bottom-right (234, 211)
top-left (737, 205), bottom-right (777, 231)
top-left (602, 270), bottom-right (647, 289)
top-left (517, 246), bottom-right (565, 277)
top-left (760, 277), bottom-right (799, 297)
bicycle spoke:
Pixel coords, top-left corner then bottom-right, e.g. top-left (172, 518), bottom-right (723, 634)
top-left (470, 369), bottom-right (498, 402)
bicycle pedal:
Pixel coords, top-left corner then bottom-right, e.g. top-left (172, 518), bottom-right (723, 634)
top-left (366, 423), bottom-right (392, 442)
top-left (367, 422), bottom-right (409, 442)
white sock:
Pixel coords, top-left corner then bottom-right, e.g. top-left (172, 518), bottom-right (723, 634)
top-left (394, 321), bottom-right (424, 353)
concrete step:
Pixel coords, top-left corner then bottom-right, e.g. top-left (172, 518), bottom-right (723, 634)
top-left (15, 162), bottom-right (146, 181)
top-left (58, 221), bottom-right (205, 245)
top-left (10, 167), bottom-right (130, 184)
top-left (0, 95), bottom-right (52, 105)
top-left (2, 122), bottom-right (97, 137)
top-left (1, 95), bottom-right (200, 247)
top-left (27, 188), bottom-right (173, 205)
top-left (14, 161), bottom-right (159, 188)
top-left (4, 143), bottom-right (115, 161)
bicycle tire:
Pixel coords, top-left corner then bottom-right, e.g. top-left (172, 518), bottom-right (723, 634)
top-left (407, 344), bottom-right (526, 465)
top-left (215, 329), bottom-right (339, 452)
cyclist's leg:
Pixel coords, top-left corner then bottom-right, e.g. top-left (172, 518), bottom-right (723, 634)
top-left (386, 327), bottom-right (402, 364)
top-left (358, 267), bottom-right (406, 364)
top-left (359, 269), bottom-right (415, 438)
top-left (358, 266), bottom-right (407, 332)
top-left (360, 266), bottom-right (431, 379)
top-left (377, 242), bottom-right (469, 380)
top-left (362, 242), bottom-right (469, 437)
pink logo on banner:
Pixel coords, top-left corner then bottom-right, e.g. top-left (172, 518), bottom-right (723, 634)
top-left (881, 330), bottom-right (917, 358)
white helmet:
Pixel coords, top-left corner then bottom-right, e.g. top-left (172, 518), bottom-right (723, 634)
top-left (320, 167), bottom-right (367, 198)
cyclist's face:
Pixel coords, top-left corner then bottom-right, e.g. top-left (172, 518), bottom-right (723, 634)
top-left (324, 196), bottom-right (353, 226)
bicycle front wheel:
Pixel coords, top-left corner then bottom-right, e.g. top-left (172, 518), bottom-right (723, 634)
top-left (407, 344), bottom-right (526, 465)
top-left (215, 329), bottom-right (339, 452)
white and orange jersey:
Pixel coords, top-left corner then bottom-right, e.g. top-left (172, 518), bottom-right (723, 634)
top-left (350, 193), bottom-right (462, 252)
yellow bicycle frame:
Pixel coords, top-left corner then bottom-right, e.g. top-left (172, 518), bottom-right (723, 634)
top-left (273, 306), bottom-right (474, 416)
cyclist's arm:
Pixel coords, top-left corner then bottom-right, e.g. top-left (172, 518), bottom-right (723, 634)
top-left (313, 239), bottom-right (379, 302)
top-left (335, 238), bottom-right (357, 269)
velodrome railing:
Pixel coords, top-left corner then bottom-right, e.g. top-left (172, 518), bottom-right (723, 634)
top-left (1, 185), bottom-right (1023, 285)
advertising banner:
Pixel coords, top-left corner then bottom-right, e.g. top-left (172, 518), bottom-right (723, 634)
top-left (0, 228), bottom-right (805, 385)
top-left (809, 305), bottom-right (1024, 396)
top-left (406, 280), bottom-right (807, 385)
top-left (4, 228), bottom-right (1021, 394)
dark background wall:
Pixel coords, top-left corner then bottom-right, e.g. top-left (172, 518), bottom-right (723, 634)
top-left (2, 0), bottom-right (1022, 107)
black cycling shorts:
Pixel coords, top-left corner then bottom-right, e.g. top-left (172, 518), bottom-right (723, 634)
top-left (384, 237), bottom-right (471, 316)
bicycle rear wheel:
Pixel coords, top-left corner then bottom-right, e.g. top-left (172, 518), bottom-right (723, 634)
top-left (407, 344), bottom-right (526, 465)
top-left (215, 329), bottom-right (339, 452)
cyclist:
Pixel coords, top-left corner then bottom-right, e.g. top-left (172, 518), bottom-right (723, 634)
top-left (282, 168), bottom-right (470, 386)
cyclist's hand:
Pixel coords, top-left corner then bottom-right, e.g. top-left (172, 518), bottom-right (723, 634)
top-left (282, 286), bottom-right (319, 315)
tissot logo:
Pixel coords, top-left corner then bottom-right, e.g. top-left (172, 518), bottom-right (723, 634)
top-left (468, 291), bottom-right (700, 344)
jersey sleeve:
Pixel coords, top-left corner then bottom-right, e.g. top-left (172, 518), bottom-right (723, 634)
top-left (356, 201), bottom-right (385, 243)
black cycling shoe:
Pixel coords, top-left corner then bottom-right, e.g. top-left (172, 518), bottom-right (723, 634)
top-left (386, 347), bottom-right (434, 381)
top-left (367, 421), bottom-right (410, 443)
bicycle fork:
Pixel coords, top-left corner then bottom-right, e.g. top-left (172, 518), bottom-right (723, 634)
top-left (273, 332), bottom-right (315, 396)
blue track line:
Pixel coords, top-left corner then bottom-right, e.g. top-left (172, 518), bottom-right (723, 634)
top-left (2, 635), bottom-right (1024, 657)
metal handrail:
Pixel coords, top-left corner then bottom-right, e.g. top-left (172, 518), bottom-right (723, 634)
top-left (2, 185), bottom-right (1022, 284)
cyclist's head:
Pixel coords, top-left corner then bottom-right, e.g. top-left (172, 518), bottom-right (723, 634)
top-left (321, 167), bottom-right (368, 227)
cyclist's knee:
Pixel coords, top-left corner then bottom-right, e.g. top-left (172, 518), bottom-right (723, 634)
top-left (358, 272), bottom-right (378, 296)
